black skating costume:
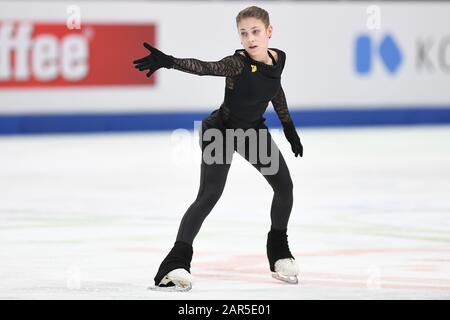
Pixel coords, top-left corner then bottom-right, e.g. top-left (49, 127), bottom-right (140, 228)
top-left (148, 48), bottom-right (298, 286)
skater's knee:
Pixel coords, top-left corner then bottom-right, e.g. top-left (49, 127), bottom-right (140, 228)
top-left (272, 177), bottom-right (293, 195)
top-left (204, 189), bottom-right (224, 203)
top-left (285, 178), bottom-right (293, 193)
top-left (197, 187), bottom-right (223, 205)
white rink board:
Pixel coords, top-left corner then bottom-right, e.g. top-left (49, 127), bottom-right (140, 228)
top-left (0, 1), bottom-right (449, 113)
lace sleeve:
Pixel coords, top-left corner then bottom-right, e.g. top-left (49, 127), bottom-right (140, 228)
top-left (172, 55), bottom-right (245, 77)
top-left (271, 85), bottom-right (293, 125)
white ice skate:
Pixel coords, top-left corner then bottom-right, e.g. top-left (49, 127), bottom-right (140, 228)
top-left (149, 268), bottom-right (193, 292)
top-left (271, 258), bottom-right (299, 284)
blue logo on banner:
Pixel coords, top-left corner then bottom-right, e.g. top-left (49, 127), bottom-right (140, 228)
top-left (355, 34), bottom-right (403, 75)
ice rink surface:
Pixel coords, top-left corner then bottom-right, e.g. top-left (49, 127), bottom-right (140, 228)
top-left (1, 125), bottom-right (449, 300)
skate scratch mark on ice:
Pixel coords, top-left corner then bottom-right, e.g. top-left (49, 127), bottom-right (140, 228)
top-left (334, 214), bottom-right (450, 235)
top-left (303, 271), bottom-right (450, 285)
top-left (193, 271), bottom-right (450, 291)
top-left (295, 246), bottom-right (450, 257)
top-left (296, 224), bottom-right (450, 243)
top-left (114, 247), bottom-right (167, 253)
top-left (192, 249), bottom-right (450, 291)
top-left (194, 269), bottom-right (450, 291)
top-left (299, 279), bottom-right (450, 291)
top-left (195, 260), bottom-right (450, 286)
top-left (195, 273), bottom-right (275, 284)
top-left (196, 263), bottom-right (450, 287)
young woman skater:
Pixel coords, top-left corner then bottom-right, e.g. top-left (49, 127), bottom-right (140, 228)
top-left (133, 6), bottom-right (303, 291)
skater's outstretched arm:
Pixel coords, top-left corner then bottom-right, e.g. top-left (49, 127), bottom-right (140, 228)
top-left (133, 42), bottom-right (245, 78)
top-left (172, 55), bottom-right (245, 77)
top-left (271, 85), bottom-right (304, 157)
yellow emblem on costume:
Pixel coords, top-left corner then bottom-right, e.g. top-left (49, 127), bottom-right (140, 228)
top-left (251, 65), bottom-right (257, 73)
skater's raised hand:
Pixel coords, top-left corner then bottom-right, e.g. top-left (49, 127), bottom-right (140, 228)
top-left (133, 42), bottom-right (174, 78)
top-left (283, 121), bottom-right (303, 157)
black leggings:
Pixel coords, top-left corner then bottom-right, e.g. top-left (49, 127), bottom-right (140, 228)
top-left (175, 122), bottom-right (294, 245)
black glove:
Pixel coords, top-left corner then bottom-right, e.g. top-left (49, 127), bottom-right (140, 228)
top-left (133, 42), bottom-right (174, 78)
top-left (283, 121), bottom-right (303, 157)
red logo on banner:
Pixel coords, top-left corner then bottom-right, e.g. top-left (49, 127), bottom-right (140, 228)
top-left (0, 21), bottom-right (156, 88)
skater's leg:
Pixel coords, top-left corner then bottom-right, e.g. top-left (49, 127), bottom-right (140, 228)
top-left (236, 127), bottom-right (294, 230)
top-left (154, 162), bottom-right (231, 287)
top-left (235, 127), bottom-right (298, 282)
top-left (174, 122), bottom-right (234, 245)
top-left (176, 159), bottom-right (232, 245)
top-left (264, 152), bottom-right (293, 230)
top-left (153, 125), bottom-right (233, 288)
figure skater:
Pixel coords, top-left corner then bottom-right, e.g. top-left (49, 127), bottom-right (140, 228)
top-left (133, 6), bottom-right (303, 291)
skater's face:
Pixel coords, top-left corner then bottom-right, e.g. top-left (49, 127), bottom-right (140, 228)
top-left (237, 18), bottom-right (272, 55)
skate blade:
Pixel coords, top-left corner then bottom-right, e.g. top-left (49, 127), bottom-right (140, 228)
top-left (149, 270), bottom-right (193, 292)
top-left (148, 282), bottom-right (192, 292)
top-left (272, 272), bottom-right (299, 284)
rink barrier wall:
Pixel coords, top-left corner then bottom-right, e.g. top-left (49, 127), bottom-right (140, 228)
top-left (1, 107), bottom-right (450, 135)
top-left (1, 2), bottom-right (450, 114)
